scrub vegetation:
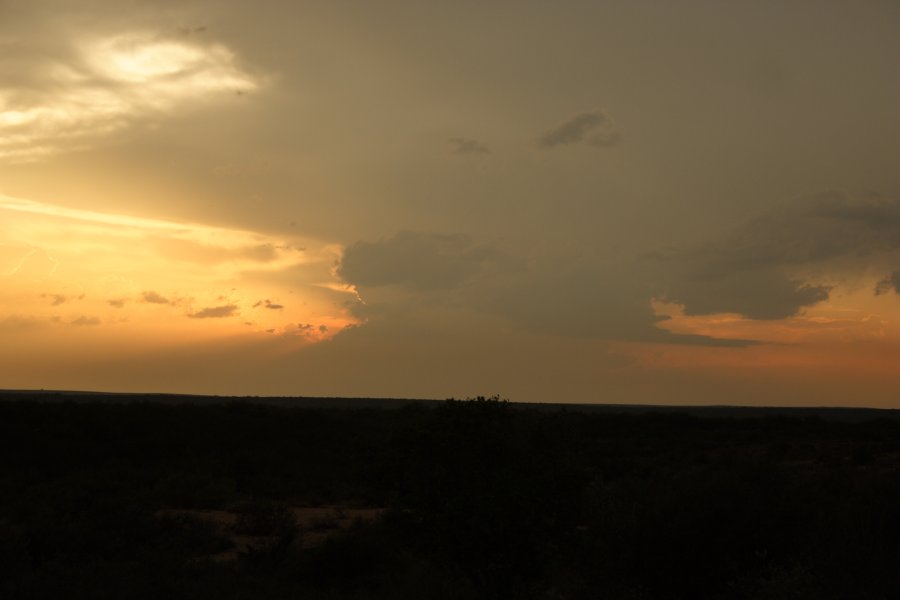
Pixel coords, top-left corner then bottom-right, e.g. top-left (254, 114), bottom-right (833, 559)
top-left (1, 395), bottom-right (899, 599)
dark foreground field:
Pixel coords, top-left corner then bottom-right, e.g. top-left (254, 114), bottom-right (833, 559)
top-left (1, 394), bottom-right (899, 599)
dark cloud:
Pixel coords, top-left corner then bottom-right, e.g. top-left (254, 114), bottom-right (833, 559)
top-left (339, 231), bottom-right (754, 346)
top-left (338, 231), bottom-right (499, 290)
top-left (189, 304), bottom-right (239, 319)
top-left (658, 193), bottom-right (900, 318)
top-left (665, 270), bottom-right (831, 320)
top-left (41, 293), bottom-right (84, 306)
top-left (695, 193), bottom-right (900, 277)
top-left (254, 299), bottom-right (284, 310)
top-left (538, 109), bottom-right (622, 149)
top-left (448, 137), bottom-right (490, 155)
top-left (875, 272), bottom-right (900, 295)
top-left (43, 293), bottom-right (69, 306)
top-left (141, 291), bottom-right (171, 304)
top-left (337, 193), bottom-right (898, 348)
top-left (178, 25), bottom-right (208, 36)
top-left (108, 298), bottom-right (126, 308)
top-left (478, 256), bottom-right (757, 345)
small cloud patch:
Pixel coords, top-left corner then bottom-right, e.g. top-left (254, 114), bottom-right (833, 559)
top-left (254, 299), bottom-right (284, 310)
top-left (875, 272), bottom-right (900, 295)
top-left (142, 291), bottom-right (171, 304)
top-left (538, 109), bottom-right (622, 149)
top-left (449, 137), bottom-right (490, 155)
top-left (71, 316), bottom-right (101, 326)
top-left (189, 304), bottom-right (239, 319)
top-left (42, 293), bottom-right (83, 306)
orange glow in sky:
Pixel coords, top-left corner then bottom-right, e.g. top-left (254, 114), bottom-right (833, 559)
top-left (0, 194), bottom-right (360, 357)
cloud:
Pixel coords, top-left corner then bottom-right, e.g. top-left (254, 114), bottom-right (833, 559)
top-left (338, 230), bottom-right (754, 346)
top-left (0, 315), bottom-right (43, 333)
top-left (448, 137), bottom-right (490, 155)
top-left (141, 291), bottom-right (171, 304)
top-left (876, 272), bottom-right (900, 295)
top-left (476, 254), bottom-right (757, 345)
top-left (338, 231), bottom-right (499, 290)
top-left (0, 194), bottom-right (358, 346)
top-left (41, 293), bottom-right (85, 306)
top-left (538, 109), bottom-right (622, 149)
top-left (695, 193), bottom-right (900, 276)
top-left (189, 304), bottom-right (239, 319)
top-left (336, 192), bottom-right (900, 347)
top-left (656, 192), bottom-right (900, 319)
top-left (0, 28), bottom-right (259, 162)
top-left (254, 299), bottom-right (284, 310)
top-left (155, 238), bottom-right (279, 265)
top-left (71, 316), bottom-right (101, 326)
top-left (664, 270), bottom-right (831, 320)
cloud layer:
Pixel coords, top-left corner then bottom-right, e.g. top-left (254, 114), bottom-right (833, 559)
top-left (336, 193), bottom-right (900, 351)
top-left (0, 29), bottom-right (257, 161)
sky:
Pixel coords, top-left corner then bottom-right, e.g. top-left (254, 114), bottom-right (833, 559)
top-left (1, 0), bottom-right (899, 406)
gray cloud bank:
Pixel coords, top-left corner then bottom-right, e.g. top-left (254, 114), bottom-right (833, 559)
top-left (337, 232), bottom-right (753, 347)
top-left (338, 231), bottom-right (501, 291)
top-left (659, 192), bottom-right (900, 318)
top-left (337, 193), bottom-right (899, 347)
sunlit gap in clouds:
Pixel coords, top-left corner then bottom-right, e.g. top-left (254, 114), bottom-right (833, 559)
top-left (0, 31), bottom-right (258, 161)
top-left (621, 296), bottom-right (900, 379)
top-left (0, 194), bottom-right (361, 353)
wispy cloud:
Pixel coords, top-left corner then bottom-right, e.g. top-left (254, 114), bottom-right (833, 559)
top-left (190, 304), bottom-right (239, 319)
top-left (538, 109), bottom-right (622, 149)
top-left (141, 291), bottom-right (171, 305)
top-left (448, 137), bottom-right (490, 155)
top-left (0, 193), bottom-right (359, 343)
top-left (71, 316), bottom-right (101, 326)
top-left (0, 31), bottom-right (259, 162)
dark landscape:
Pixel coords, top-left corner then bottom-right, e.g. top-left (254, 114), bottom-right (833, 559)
top-left (2, 392), bottom-right (899, 599)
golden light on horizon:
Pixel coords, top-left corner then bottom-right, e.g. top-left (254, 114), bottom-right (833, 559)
top-left (619, 291), bottom-right (900, 395)
top-left (0, 194), bottom-right (360, 358)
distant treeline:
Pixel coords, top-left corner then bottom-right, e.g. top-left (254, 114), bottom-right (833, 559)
top-left (4, 389), bottom-right (898, 420)
top-left (1, 397), bottom-right (899, 599)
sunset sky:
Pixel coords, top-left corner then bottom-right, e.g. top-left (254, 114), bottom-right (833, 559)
top-left (2, 0), bottom-right (899, 405)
